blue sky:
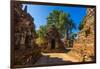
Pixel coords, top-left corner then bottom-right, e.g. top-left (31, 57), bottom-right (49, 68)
top-left (22, 4), bottom-right (86, 33)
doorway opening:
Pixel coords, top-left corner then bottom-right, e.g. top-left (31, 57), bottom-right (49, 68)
top-left (51, 39), bottom-right (55, 49)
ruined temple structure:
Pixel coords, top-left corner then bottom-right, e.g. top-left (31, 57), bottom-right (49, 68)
top-left (14, 3), bottom-right (36, 50)
top-left (44, 25), bottom-right (65, 52)
top-left (12, 2), bottom-right (41, 67)
top-left (75, 8), bottom-right (95, 45)
top-left (72, 8), bottom-right (95, 61)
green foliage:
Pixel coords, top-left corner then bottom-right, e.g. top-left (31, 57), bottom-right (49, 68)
top-left (36, 10), bottom-right (76, 44)
top-left (36, 37), bottom-right (47, 46)
top-left (46, 10), bottom-right (76, 38)
top-left (36, 26), bottom-right (48, 46)
top-left (37, 25), bottom-right (47, 38)
top-left (47, 10), bottom-right (61, 26)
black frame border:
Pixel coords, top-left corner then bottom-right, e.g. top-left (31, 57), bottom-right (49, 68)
top-left (11, 1), bottom-right (96, 68)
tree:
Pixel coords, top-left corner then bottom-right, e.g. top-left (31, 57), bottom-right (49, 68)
top-left (47, 10), bottom-right (61, 27)
top-left (36, 25), bottom-right (48, 46)
top-left (36, 10), bottom-right (76, 47)
top-left (47, 10), bottom-right (75, 38)
top-left (37, 25), bottom-right (47, 38)
top-left (68, 19), bottom-right (76, 38)
top-left (46, 10), bottom-right (77, 47)
top-left (59, 12), bottom-right (69, 38)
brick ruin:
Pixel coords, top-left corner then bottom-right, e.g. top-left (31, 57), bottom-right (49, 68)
top-left (71, 8), bottom-right (95, 61)
top-left (14, 3), bottom-right (37, 50)
top-left (40, 25), bottom-right (64, 53)
top-left (42, 25), bottom-right (65, 52)
top-left (12, 2), bottom-right (41, 67)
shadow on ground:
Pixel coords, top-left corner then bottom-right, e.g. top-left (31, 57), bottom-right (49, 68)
top-left (33, 54), bottom-right (73, 66)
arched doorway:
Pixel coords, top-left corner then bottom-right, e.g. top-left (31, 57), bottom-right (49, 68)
top-left (51, 39), bottom-right (55, 49)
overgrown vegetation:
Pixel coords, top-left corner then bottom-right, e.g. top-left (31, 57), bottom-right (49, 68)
top-left (36, 10), bottom-right (76, 47)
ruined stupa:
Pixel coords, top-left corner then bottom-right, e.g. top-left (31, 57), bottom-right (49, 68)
top-left (44, 25), bottom-right (65, 52)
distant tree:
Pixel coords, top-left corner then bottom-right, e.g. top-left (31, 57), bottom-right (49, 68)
top-left (37, 25), bottom-right (47, 38)
top-left (66, 19), bottom-right (76, 40)
top-left (36, 25), bottom-right (48, 46)
top-left (36, 37), bottom-right (47, 46)
top-left (46, 10), bottom-right (76, 39)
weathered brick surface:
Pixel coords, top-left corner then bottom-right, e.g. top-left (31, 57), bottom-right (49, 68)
top-left (72, 8), bottom-right (95, 61)
top-left (42, 25), bottom-right (65, 52)
top-left (12, 2), bottom-right (41, 67)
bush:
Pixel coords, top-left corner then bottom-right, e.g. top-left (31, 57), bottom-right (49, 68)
top-left (36, 37), bottom-right (47, 46)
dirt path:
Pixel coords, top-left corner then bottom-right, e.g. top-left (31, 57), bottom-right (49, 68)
top-left (34, 52), bottom-right (81, 65)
